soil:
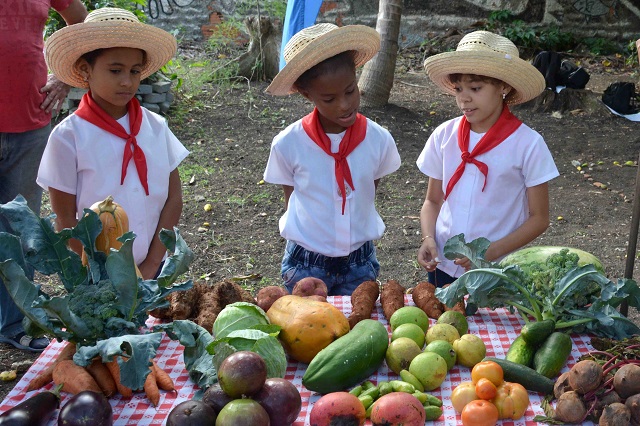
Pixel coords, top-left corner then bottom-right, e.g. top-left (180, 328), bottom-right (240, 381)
top-left (1, 41), bottom-right (640, 405)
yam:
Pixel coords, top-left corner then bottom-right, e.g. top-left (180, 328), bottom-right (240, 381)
top-left (105, 358), bottom-right (133, 398)
top-left (85, 358), bottom-right (117, 397)
top-left (347, 281), bottom-right (379, 329)
top-left (380, 279), bottom-right (405, 320)
top-left (411, 281), bottom-right (444, 319)
top-left (26, 341), bottom-right (76, 391)
top-left (152, 361), bottom-right (175, 392)
top-left (144, 368), bottom-right (160, 406)
top-left (52, 360), bottom-right (101, 395)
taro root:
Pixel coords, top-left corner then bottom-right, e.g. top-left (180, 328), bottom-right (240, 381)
top-left (599, 402), bottom-right (630, 426)
top-left (554, 371), bottom-right (573, 399)
top-left (554, 391), bottom-right (586, 424)
top-left (613, 364), bottom-right (640, 399)
top-left (568, 360), bottom-right (603, 394)
top-left (626, 393), bottom-right (640, 425)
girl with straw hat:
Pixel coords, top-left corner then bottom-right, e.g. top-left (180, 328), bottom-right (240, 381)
top-left (417, 30), bottom-right (559, 287)
top-left (263, 23), bottom-right (401, 296)
top-left (36, 7), bottom-right (189, 279)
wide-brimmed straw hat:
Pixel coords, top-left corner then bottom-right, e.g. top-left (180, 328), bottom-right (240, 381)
top-left (45, 7), bottom-right (177, 89)
top-left (423, 30), bottom-right (544, 105)
top-left (266, 23), bottom-right (380, 96)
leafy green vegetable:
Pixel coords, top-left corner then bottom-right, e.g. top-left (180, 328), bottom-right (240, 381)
top-left (212, 302), bottom-right (269, 339)
top-left (0, 196), bottom-right (194, 390)
top-left (436, 234), bottom-right (640, 339)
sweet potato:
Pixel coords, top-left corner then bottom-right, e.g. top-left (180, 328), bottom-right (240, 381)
top-left (411, 281), bottom-right (444, 319)
top-left (256, 285), bottom-right (289, 312)
top-left (85, 357), bottom-right (117, 397)
top-left (152, 361), bottom-right (175, 392)
top-left (26, 341), bottom-right (76, 391)
top-left (292, 277), bottom-right (328, 298)
top-left (347, 280), bottom-right (379, 328)
top-left (144, 368), bottom-right (160, 406)
top-left (105, 358), bottom-right (133, 398)
top-left (52, 360), bottom-right (101, 395)
top-left (380, 279), bottom-right (405, 320)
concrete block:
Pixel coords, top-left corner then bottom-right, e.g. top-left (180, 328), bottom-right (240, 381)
top-left (166, 92), bottom-right (175, 103)
top-left (152, 81), bottom-right (172, 93)
top-left (137, 84), bottom-right (153, 95)
top-left (143, 92), bottom-right (166, 103)
top-left (159, 101), bottom-right (172, 114)
top-left (142, 103), bottom-right (161, 113)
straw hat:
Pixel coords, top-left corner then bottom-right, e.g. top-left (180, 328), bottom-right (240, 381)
top-left (423, 30), bottom-right (545, 105)
top-left (45, 8), bottom-right (177, 89)
top-left (266, 23), bottom-right (380, 96)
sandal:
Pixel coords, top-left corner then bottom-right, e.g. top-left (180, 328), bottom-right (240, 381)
top-left (0, 332), bottom-right (50, 353)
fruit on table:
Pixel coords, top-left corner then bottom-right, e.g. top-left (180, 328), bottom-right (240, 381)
top-left (454, 334), bottom-right (486, 367)
top-left (483, 357), bottom-right (555, 395)
top-left (426, 323), bottom-right (460, 345)
top-left (461, 399), bottom-right (499, 426)
top-left (408, 351), bottom-right (448, 391)
top-left (532, 331), bottom-right (573, 379)
top-left (391, 323), bottom-right (425, 348)
top-left (166, 400), bottom-right (218, 426)
top-left (471, 360), bottom-right (504, 387)
top-left (202, 383), bottom-right (234, 413)
top-left (217, 351), bottom-right (267, 398)
top-left (389, 306), bottom-right (430, 332)
top-left (475, 378), bottom-right (498, 400)
top-left (385, 337), bottom-right (422, 375)
top-left (425, 339), bottom-right (457, 371)
top-left (253, 378), bottom-right (302, 426)
top-left (266, 295), bottom-right (350, 363)
top-left (491, 381), bottom-right (529, 420)
top-left (437, 310), bottom-right (469, 336)
top-left (309, 392), bottom-right (366, 426)
top-left (369, 392), bottom-right (426, 426)
top-left (303, 319), bottom-right (388, 394)
top-left (216, 399), bottom-right (270, 426)
top-left (451, 381), bottom-right (479, 413)
top-left (57, 390), bottom-right (113, 426)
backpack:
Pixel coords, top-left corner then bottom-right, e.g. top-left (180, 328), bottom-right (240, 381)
top-left (532, 51), bottom-right (562, 89)
top-left (558, 60), bottom-right (590, 89)
top-left (602, 82), bottom-right (640, 115)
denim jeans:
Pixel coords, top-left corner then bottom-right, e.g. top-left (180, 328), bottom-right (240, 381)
top-left (281, 241), bottom-right (380, 296)
top-left (0, 124), bottom-right (50, 337)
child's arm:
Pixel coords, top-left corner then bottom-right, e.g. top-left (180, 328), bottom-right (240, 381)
top-left (138, 169), bottom-right (183, 279)
top-left (483, 182), bottom-right (550, 262)
top-left (417, 177), bottom-right (444, 271)
top-left (282, 185), bottom-right (294, 210)
top-left (49, 187), bottom-right (83, 256)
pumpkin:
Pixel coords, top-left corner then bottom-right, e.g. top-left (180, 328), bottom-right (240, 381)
top-left (266, 295), bottom-right (350, 363)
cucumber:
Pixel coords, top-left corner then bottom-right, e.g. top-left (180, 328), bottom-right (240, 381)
top-left (521, 320), bottom-right (556, 347)
top-left (505, 335), bottom-right (536, 367)
top-left (483, 357), bottom-right (555, 395)
top-left (533, 331), bottom-right (573, 379)
top-left (302, 319), bottom-right (388, 394)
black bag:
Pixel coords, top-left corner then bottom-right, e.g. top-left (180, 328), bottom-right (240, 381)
top-left (558, 60), bottom-right (590, 89)
top-left (532, 51), bottom-right (562, 89)
top-left (602, 82), bottom-right (640, 115)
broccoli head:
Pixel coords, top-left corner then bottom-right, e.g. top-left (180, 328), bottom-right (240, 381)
top-left (67, 280), bottom-right (120, 338)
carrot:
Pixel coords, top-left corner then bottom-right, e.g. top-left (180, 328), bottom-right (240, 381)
top-left (152, 361), bottom-right (174, 392)
top-left (26, 341), bottom-right (76, 391)
top-left (144, 368), bottom-right (160, 406)
top-left (105, 358), bottom-right (133, 398)
top-left (348, 280), bottom-right (380, 328)
top-left (52, 360), bottom-right (101, 395)
top-left (380, 279), bottom-right (405, 320)
top-left (85, 357), bottom-right (117, 397)
top-left (411, 281), bottom-right (445, 319)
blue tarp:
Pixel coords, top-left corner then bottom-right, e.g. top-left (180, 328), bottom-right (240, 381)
top-left (279, 0), bottom-right (323, 70)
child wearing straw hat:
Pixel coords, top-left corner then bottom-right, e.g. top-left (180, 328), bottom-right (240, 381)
top-left (417, 30), bottom-right (559, 287)
top-left (36, 8), bottom-right (189, 280)
top-left (264, 23), bottom-right (401, 296)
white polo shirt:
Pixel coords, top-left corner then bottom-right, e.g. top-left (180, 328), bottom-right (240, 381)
top-left (416, 116), bottom-right (559, 277)
top-left (264, 117), bottom-right (401, 257)
top-left (37, 108), bottom-right (189, 265)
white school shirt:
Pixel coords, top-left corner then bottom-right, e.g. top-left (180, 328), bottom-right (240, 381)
top-left (264, 117), bottom-right (401, 257)
top-left (416, 116), bottom-right (559, 278)
top-left (37, 108), bottom-right (189, 265)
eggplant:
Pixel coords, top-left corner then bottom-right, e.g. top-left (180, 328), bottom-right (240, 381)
top-left (57, 390), bottom-right (113, 426)
top-left (0, 384), bottom-right (61, 426)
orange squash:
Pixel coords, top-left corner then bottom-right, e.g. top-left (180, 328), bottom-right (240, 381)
top-left (266, 295), bottom-right (350, 363)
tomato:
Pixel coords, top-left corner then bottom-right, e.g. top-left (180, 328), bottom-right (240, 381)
top-left (450, 381), bottom-right (478, 413)
top-left (461, 399), bottom-right (499, 426)
top-left (471, 360), bottom-right (503, 386)
top-left (475, 377), bottom-right (497, 400)
top-left (491, 381), bottom-right (530, 420)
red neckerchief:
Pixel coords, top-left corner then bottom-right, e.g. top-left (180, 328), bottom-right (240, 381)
top-left (444, 104), bottom-right (522, 200)
top-left (75, 92), bottom-right (149, 195)
top-left (302, 107), bottom-right (367, 214)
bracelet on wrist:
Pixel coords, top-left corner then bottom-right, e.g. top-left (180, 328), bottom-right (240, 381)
top-left (420, 235), bottom-right (434, 243)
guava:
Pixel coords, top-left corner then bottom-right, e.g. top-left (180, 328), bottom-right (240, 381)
top-left (425, 323), bottom-right (460, 345)
top-left (385, 337), bottom-right (422, 375)
top-left (437, 310), bottom-right (469, 336)
top-left (391, 323), bottom-right (426, 348)
top-left (389, 306), bottom-right (430, 332)
top-left (425, 339), bottom-right (457, 371)
top-left (408, 351), bottom-right (448, 391)
top-left (453, 334), bottom-right (487, 367)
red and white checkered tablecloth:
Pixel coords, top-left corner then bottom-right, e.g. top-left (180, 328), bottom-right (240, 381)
top-left (0, 296), bottom-right (595, 425)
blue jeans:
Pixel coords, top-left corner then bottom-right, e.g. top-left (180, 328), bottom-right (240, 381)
top-left (428, 267), bottom-right (458, 288)
top-left (0, 124), bottom-right (50, 337)
top-left (281, 241), bottom-right (380, 296)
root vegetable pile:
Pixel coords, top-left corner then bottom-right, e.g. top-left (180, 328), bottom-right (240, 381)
top-left (380, 279), bottom-right (405, 320)
top-left (347, 280), bottom-right (380, 328)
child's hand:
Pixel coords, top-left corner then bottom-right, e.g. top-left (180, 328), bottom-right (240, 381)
top-left (417, 238), bottom-right (439, 272)
top-left (453, 256), bottom-right (471, 271)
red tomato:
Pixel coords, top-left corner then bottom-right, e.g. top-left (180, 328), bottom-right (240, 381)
top-left (450, 381), bottom-right (478, 413)
top-left (471, 360), bottom-right (503, 387)
top-left (461, 399), bottom-right (499, 426)
top-left (491, 381), bottom-right (530, 420)
top-left (475, 377), bottom-right (498, 400)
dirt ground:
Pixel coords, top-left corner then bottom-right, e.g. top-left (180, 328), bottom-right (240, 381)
top-left (1, 41), bottom-right (640, 404)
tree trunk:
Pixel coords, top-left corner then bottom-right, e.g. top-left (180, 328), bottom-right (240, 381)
top-left (237, 15), bottom-right (281, 82)
top-left (358, 0), bottom-right (404, 108)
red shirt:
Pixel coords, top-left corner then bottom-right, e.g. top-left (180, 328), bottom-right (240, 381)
top-left (0, 0), bottom-right (72, 133)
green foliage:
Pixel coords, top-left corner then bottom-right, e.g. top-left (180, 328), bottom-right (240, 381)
top-left (581, 37), bottom-right (622, 56)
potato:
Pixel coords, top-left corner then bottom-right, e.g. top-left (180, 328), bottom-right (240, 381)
top-left (292, 277), bottom-right (328, 298)
top-left (256, 286), bottom-right (289, 312)
top-left (613, 364), bottom-right (640, 399)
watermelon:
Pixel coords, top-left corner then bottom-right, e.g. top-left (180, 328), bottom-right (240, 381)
top-left (499, 246), bottom-right (605, 274)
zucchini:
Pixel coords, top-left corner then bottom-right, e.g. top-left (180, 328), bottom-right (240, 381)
top-left (483, 357), bottom-right (555, 395)
top-left (521, 319), bottom-right (556, 347)
top-left (533, 331), bottom-right (573, 379)
top-left (505, 335), bottom-right (536, 367)
top-left (302, 319), bottom-right (388, 394)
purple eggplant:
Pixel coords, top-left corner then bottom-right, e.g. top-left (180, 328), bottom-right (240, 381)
top-left (0, 384), bottom-right (61, 426)
top-left (57, 390), bottom-right (112, 426)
